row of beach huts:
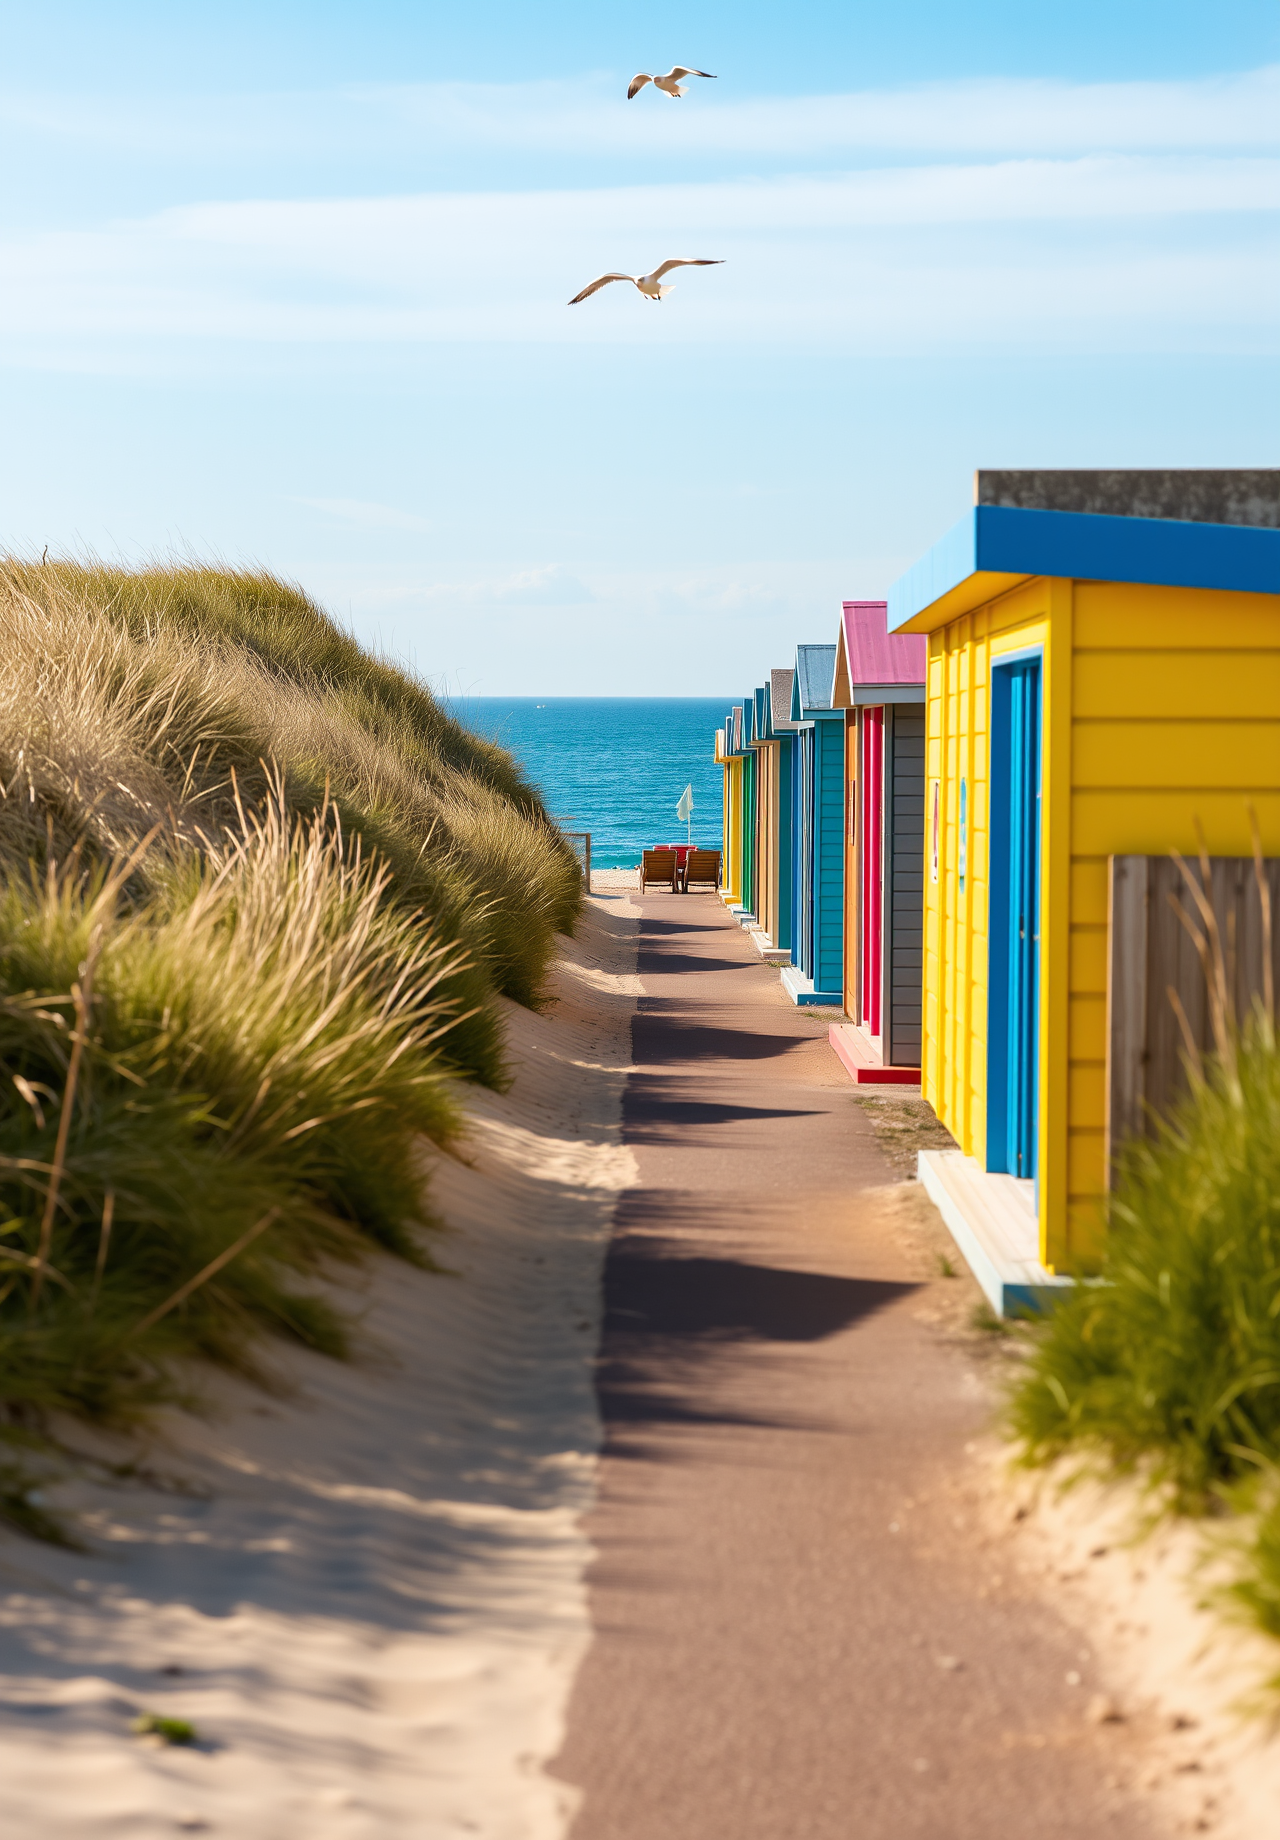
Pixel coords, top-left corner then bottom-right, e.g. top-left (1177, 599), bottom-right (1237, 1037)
top-left (713, 468), bottom-right (1280, 1315)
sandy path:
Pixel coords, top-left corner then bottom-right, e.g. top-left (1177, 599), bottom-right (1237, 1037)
top-left (550, 892), bottom-right (1175, 1839)
top-left (4, 882), bottom-right (1277, 1837)
top-left (0, 896), bottom-right (641, 1839)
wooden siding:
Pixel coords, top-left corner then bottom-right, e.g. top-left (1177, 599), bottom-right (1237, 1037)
top-left (797, 728), bottom-right (815, 977)
top-left (1108, 854), bottom-right (1280, 1169)
top-left (776, 736), bottom-right (795, 952)
top-left (886, 705), bottom-right (925, 1065)
top-left (923, 576), bottom-right (1280, 1273)
top-left (815, 716), bottom-right (846, 995)
top-left (755, 742), bottom-right (778, 940)
top-left (721, 755), bottom-right (743, 905)
top-left (922, 578), bottom-right (1065, 1264)
top-left (739, 747), bottom-right (750, 920)
top-left (843, 714), bottom-right (858, 1018)
top-left (1068, 582), bottom-right (1280, 1256)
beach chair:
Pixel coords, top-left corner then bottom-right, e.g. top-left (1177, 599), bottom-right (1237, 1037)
top-left (681, 849), bottom-right (722, 893)
top-left (640, 848), bottom-right (679, 891)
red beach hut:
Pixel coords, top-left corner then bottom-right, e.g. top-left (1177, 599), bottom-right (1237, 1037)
top-left (829, 600), bottom-right (927, 1083)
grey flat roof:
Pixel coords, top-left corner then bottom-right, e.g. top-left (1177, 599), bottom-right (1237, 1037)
top-left (975, 468), bottom-right (1280, 529)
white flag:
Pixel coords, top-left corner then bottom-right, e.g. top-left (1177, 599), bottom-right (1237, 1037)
top-left (675, 784), bottom-right (694, 822)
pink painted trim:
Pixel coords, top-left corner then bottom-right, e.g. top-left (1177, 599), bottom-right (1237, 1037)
top-left (828, 1025), bottom-right (921, 1085)
top-left (860, 707), bottom-right (884, 1038)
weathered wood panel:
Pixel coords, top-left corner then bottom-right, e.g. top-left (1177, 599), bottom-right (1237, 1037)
top-left (1106, 852), bottom-right (1280, 1176)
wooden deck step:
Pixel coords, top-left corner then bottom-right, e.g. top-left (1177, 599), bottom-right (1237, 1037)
top-left (918, 1149), bottom-right (1075, 1317)
top-left (828, 1023), bottom-right (920, 1086)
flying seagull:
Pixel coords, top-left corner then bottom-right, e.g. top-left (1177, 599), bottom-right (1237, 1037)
top-left (568, 258), bottom-right (724, 306)
top-left (628, 67), bottom-right (716, 100)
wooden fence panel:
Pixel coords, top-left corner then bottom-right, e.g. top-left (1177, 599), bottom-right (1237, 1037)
top-left (1106, 854), bottom-right (1280, 1177)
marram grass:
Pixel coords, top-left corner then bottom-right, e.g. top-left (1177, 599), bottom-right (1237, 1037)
top-left (1010, 1014), bottom-right (1280, 1676)
top-left (1225, 1479), bottom-right (1280, 1683)
top-left (1011, 1018), bottom-right (1280, 1506)
top-left (0, 559), bottom-right (583, 1072)
top-left (0, 558), bottom-right (583, 1470)
top-left (0, 798), bottom-right (460, 1421)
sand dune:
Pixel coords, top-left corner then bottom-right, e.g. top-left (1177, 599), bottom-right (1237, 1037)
top-left (0, 892), bottom-right (640, 1839)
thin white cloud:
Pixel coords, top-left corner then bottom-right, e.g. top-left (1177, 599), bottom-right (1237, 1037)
top-left (291, 496), bottom-right (431, 531)
top-left (157, 156), bottom-right (1280, 253)
top-left (416, 565), bottom-right (596, 606)
top-left (1, 157), bottom-right (1275, 357)
top-left (350, 66), bottom-right (1280, 158)
top-left (330, 557), bottom-right (898, 696)
top-left (654, 579), bottom-right (788, 618)
top-left (2, 66), bottom-right (1277, 161)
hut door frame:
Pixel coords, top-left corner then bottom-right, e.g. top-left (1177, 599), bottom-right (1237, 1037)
top-left (798, 727), bottom-right (815, 978)
top-left (859, 706), bottom-right (886, 1041)
top-left (987, 652), bottom-right (1043, 1181)
top-left (843, 714), bottom-right (858, 1018)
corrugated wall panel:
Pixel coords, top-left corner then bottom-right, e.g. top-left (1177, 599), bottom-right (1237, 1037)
top-left (1068, 580), bottom-right (1280, 1247)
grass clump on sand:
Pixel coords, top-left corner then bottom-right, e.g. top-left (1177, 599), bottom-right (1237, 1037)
top-left (1011, 1017), bottom-right (1280, 1507)
top-left (0, 558), bottom-right (582, 1467)
top-left (133, 1713), bottom-right (198, 1745)
top-left (1010, 840), bottom-right (1280, 1673)
top-left (1225, 1480), bottom-right (1280, 1680)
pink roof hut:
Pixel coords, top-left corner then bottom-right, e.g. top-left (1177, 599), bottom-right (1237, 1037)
top-left (829, 600), bottom-right (927, 1083)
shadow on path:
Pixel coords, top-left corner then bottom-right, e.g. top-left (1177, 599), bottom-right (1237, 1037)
top-left (621, 1082), bottom-right (823, 1144)
top-left (598, 1226), bottom-right (917, 1437)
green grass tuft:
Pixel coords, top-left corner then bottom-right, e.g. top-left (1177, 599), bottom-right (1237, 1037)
top-left (0, 1461), bottom-right (81, 1547)
top-left (0, 796), bottom-right (462, 1423)
top-left (1010, 1019), bottom-right (1280, 1510)
top-left (1221, 1476), bottom-right (1280, 1674)
top-left (132, 1713), bottom-right (198, 1745)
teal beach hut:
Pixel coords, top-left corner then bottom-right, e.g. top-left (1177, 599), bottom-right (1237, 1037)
top-left (783, 643), bottom-right (844, 1006)
top-left (768, 668), bottom-right (797, 957)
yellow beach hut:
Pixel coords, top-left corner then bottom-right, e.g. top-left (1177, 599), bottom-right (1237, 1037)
top-left (887, 469), bottom-right (1280, 1314)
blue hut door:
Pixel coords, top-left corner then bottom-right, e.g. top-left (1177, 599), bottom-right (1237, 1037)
top-left (988, 657), bottom-right (1042, 1181)
top-left (798, 728), bottom-right (815, 977)
top-left (1006, 663), bottom-right (1041, 1178)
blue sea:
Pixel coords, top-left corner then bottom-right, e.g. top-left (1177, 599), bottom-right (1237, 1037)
top-left (452, 699), bottom-right (728, 869)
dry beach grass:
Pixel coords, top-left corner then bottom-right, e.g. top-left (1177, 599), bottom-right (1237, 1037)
top-left (0, 559), bottom-right (581, 1472)
top-left (0, 895), bottom-right (642, 1837)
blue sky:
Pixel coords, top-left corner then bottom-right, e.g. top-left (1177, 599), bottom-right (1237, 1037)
top-left (3, 1), bottom-right (1277, 694)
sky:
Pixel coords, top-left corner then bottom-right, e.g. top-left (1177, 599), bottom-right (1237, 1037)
top-left (2, 1), bottom-right (1278, 696)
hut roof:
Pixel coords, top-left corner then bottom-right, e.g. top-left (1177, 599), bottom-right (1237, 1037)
top-left (832, 600), bottom-right (926, 706)
top-left (770, 668), bottom-right (796, 730)
top-left (794, 644), bottom-right (838, 717)
top-left (975, 468), bottom-right (1280, 527)
top-left (888, 500), bottom-right (1280, 635)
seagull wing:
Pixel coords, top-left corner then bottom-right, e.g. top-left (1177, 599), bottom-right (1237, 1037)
top-left (627, 73), bottom-right (653, 98)
top-left (668, 68), bottom-right (716, 80)
top-left (568, 273), bottom-right (636, 305)
top-left (649, 258), bottom-right (725, 282)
